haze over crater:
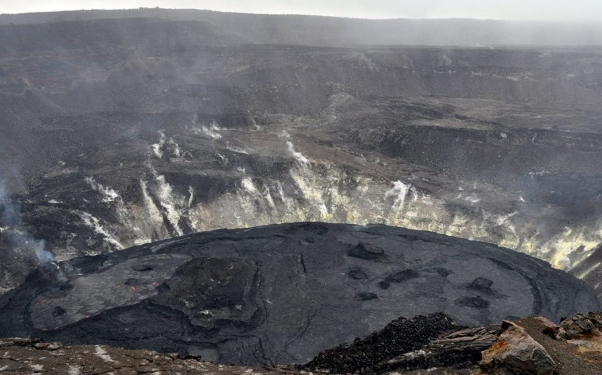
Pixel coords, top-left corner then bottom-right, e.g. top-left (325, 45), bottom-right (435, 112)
top-left (0, 7), bottom-right (602, 306)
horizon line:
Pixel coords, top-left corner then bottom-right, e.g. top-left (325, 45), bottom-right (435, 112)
top-left (0, 7), bottom-right (597, 24)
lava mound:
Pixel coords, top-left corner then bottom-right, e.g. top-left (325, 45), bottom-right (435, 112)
top-left (0, 223), bottom-right (598, 366)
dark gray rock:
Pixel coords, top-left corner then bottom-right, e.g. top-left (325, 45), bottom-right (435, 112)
top-left (469, 277), bottom-right (494, 292)
top-left (386, 269), bottom-right (420, 283)
top-left (303, 313), bottom-right (460, 374)
top-left (357, 292), bottom-right (379, 301)
top-left (456, 296), bottom-right (491, 309)
top-left (303, 313), bottom-right (499, 374)
top-left (348, 267), bottom-right (369, 280)
top-left (0, 223), bottom-right (598, 366)
top-left (347, 242), bottom-right (386, 261)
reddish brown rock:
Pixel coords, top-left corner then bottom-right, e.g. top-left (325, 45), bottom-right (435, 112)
top-left (480, 320), bottom-right (557, 375)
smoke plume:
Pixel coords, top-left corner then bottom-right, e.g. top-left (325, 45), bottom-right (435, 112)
top-left (0, 175), bottom-right (55, 265)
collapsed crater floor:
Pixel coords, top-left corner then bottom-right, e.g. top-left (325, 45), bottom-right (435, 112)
top-left (0, 223), bottom-right (598, 366)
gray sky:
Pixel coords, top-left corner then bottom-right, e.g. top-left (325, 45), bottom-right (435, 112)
top-left (1, 0), bottom-right (601, 21)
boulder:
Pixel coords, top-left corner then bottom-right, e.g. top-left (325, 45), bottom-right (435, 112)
top-left (560, 313), bottom-right (602, 340)
top-left (560, 312), bottom-right (602, 357)
top-left (480, 320), bottom-right (557, 375)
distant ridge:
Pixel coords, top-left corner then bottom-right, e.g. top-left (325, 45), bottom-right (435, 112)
top-left (0, 8), bottom-right (601, 46)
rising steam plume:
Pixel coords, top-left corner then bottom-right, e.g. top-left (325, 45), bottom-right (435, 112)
top-left (0, 173), bottom-right (56, 265)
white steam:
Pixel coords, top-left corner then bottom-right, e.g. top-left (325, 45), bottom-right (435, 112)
top-left (79, 211), bottom-right (124, 250)
top-left (151, 131), bottom-right (166, 158)
top-left (385, 181), bottom-right (412, 209)
top-left (200, 122), bottom-right (223, 139)
top-left (85, 177), bottom-right (120, 203)
top-left (0, 181), bottom-right (55, 264)
top-left (63, 132), bottom-right (602, 276)
top-left (150, 130), bottom-right (183, 159)
top-left (287, 141), bottom-right (310, 166)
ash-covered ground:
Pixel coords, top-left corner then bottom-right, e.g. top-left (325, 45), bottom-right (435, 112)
top-left (1, 9), bottom-right (602, 302)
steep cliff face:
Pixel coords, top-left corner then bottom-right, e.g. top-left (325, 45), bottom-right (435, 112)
top-left (1, 12), bottom-right (602, 298)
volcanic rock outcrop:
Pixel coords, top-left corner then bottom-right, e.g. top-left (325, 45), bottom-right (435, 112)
top-left (0, 223), bottom-right (598, 366)
top-left (303, 311), bottom-right (602, 375)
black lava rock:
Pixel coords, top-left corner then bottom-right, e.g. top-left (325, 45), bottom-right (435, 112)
top-left (302, 312), bottom-right (459, 374)
top-left (348, 267), bottom-right (369, 280)
top-left (469, 277), bottom-right (494, 291)
top-left (0, 223), bottom-right (598, 366)
top-left (357, 292), bottom-right (378, 301)
top-left (456, 296), bottom-right (491, 309)
top-left (347, 242), bottom-right (386, 261)
top-left (386, 269), bottom-right (420, 283)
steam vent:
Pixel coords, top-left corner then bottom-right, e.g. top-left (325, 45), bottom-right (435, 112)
top-left (0, 223), bottom-right (598, 365)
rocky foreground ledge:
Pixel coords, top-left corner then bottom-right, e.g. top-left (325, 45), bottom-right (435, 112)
top-left (303, 311), bottom-right (602, 375)
top-left (0, 223), bottom-right (599, 366)
top-left (1, 312), bottom-right (602, 375)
